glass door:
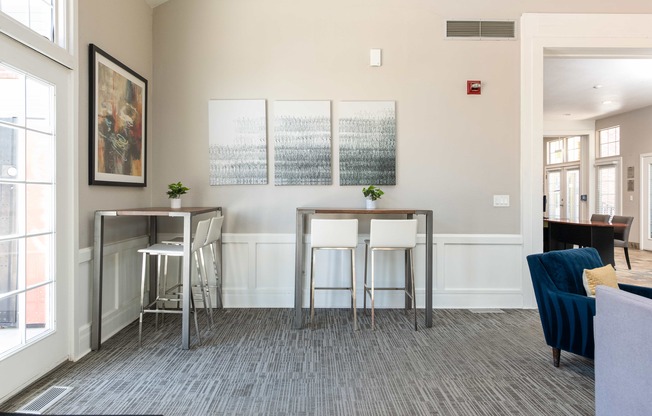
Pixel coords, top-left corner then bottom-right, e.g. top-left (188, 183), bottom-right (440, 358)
top-left (545, 166), bottom-right (580, 220)
top-left (0, 35), bottom-right (73, 402)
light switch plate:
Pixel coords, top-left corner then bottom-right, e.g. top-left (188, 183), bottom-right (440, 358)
top-left (493, 195), bottom-right (510, 207)
top-left (370, 49), bottom-right (382, 67)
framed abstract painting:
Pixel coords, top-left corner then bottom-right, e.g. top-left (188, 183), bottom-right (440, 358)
top-left (89, 44), bottom-right (147, 186)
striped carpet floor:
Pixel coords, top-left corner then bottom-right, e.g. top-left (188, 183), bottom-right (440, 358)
top-left (0, 308), bottom-right (594, 415)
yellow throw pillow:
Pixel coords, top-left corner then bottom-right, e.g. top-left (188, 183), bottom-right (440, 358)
top-left (582, 264), bottom-right (619, 297)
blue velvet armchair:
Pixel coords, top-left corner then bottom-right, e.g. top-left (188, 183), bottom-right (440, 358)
top-left (526, 247), bottom-right (652, 367)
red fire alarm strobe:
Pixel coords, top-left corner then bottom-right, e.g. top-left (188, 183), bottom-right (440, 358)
top-left (467, 80), bottom-right (481, 95)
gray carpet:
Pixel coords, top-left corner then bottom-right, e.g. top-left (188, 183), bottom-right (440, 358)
top-left (0, 309), bottom-right (595, 415)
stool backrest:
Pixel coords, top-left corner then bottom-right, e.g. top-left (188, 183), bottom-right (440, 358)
top-left (369, 219), bottom-right (418, 248)
top-left (311, 219), bottom-right (358, 248)
top-left (206, 216), bottom-right (224, 245)
top-left (192, 218), bottom-right (212, 251)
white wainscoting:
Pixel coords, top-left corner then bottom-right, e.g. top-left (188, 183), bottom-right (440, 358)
top-left (75, 232), bottom-right (525, 358)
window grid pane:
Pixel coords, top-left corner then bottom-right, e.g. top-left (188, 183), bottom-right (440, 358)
top-left (597, 165), bottom-right (616, 215)
top-left (598, 126), bottom-right (620, 158)
top-left (547, 139), bottom-right (564, 164)
top-left (0, 0), bottom-right (55, 42)
top-left (566, 136), bottom-right (581, 162)
top-left (0, 61), bottom-right (55, 357)
top-left (547, 171), bottom-right (561, 218)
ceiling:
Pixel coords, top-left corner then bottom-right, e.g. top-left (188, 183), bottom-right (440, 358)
top-left (544, 57), bottom-right (652, 121)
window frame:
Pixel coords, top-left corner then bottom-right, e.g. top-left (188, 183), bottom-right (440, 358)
top-left (545, 135), bottom-right (582, 165)
top-left (597, 125), bottom-right (620, 159)
top-left (0, 0), bottom-right (74, 69)
top-left (594, 156), bottom-right (622, 216)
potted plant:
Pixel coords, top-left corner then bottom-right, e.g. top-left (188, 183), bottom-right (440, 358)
top-left (362, 185), bottom-right (384, 209)
top-left (167, 181), bottom-right (190, 209)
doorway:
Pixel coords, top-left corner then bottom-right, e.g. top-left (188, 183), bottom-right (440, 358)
top-left (642, 154), bottom-right (652, 251)
top-left (0, 35), bottom-right (73, 402)
top-left (520, 13), bottom-right (652, 307)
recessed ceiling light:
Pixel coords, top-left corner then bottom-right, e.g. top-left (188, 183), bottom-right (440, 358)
top-left (593, 84), bottom-right (603, 89)
top-left (602, 100), bottom-right (613, 105)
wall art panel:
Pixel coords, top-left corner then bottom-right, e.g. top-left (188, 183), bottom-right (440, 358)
top-left (274, 100), bottom-right (331, 185)
top-left (208, 99), bottom-right (268, 185)
top-left (339, 101), bottom-right (396, 186)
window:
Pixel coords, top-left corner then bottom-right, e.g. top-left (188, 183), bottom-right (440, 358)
top-left (566, 136), bottom-right (580, 162)
top-left (545, 136), bottom-right (581, 165)
top-left (596, 163), bottom-right (617, 215)
top-left (0, 61), bottom-right (55, 357)
top-left (0, 0), bottom-right (55, 42)
top-left (598, 126), bottom-right (620, 158)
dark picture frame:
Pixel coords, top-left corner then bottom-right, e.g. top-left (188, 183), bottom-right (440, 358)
top-left (89, 44), bottom-right (147, 186)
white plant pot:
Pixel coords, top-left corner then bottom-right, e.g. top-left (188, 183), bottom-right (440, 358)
top-left (170, 198), bottom-right (182, 209)
top-left (365, 197), bottom-right (377, 209)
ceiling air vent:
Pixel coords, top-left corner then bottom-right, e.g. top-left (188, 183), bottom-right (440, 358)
top-left (446, 20), bottom-right (516, 40)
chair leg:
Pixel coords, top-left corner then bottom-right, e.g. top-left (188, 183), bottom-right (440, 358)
top-left (310, 248), bottom-right (316, 327)
top-left (190, 290), bottom-right (201, 345)
top-left (350, 248), bottom-right (357, 331)
top-left (195, 250), bottom-right (214, 328)
top-left (404, 250), bottom-right (409, 314)
top-left (139, 252), bottom-right (148, 348)
top-left (624, 247), bottom-right (631, 270)
top-left (155, 255), bottom-right (162, 330)
top-left (410, 248), bottom-right (417, 331)
top-left (211, 242), bottom-right (223, 308)
top-left (371, 250), bottom-right (376, 330)
top-left (198, 248), bottom-right (214, 321)
top-left (363, 243), bottom-right (369, 315)
top-left (552, 347), bottom-right (561, 367)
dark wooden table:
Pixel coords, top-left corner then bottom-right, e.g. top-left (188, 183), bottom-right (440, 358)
top-left (544, 218), bottom-right (625, 267)
top-left (294, 207), bottom-right (434, 329)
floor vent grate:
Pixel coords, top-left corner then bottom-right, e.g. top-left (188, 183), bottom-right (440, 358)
top-left (469, 308), bottom-right (504, 314)
top-left (17, 386), bottom-right (72, 414)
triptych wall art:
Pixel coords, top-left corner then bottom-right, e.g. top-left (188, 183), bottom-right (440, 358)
top-left (207, 99), bottom-right (396, 186)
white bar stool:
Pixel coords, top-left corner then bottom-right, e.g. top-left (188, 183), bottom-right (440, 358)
top-left (309, 219), bottom-right (358, 330)
top-left (363, 219), bottom-right (418, 330)
top-left (161, 218), bottom-right (217, 326)
top-left (137, 243), bottom-right (201, 347)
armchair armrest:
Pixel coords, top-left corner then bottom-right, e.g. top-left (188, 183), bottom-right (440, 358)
top-left (541, 288), bottom-right (596, 358)
top-left (619, 283), bottom-right (652, 300)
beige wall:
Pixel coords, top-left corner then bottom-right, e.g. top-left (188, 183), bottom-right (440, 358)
top-left (75, 0), bottom-right (652, 244)
top-left (596, 105), bottom-right (652, 244)
top-left (149, 0), bottom-right (652, 236)
top-left (78, 0), bottom-right (154, 247)
top-left (151, 0), bottom-right (524, 235)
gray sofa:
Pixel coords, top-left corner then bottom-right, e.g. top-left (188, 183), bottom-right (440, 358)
top-left (594, 285), bottom-right (652, 416)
